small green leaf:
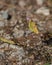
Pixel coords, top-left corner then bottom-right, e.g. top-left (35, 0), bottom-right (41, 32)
top-left (44, 63), bottom-right (50, 65)
top-left (29, 21), bottom-right (39, 34)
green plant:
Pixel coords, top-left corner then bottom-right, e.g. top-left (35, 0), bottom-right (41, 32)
top-left (44, 63), bottom-right (50, 65)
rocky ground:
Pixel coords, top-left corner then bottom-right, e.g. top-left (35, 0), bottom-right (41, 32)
top-left (0, 0), bottom-right (52, 65)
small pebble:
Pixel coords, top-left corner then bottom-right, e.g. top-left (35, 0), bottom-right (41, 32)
top-left (36, 0), bottom-right (44, 5)
top-left (0, 21), bottom-right (4, 27)
top-left (13, 30), bottom-right (24, 38)
top-left (36, 7), bottom-right (50, 16)
top-left (19, 0), bottom-right (26, 7)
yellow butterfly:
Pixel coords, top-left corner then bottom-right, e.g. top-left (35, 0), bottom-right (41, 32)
top-left (29, 21), bottom-right (39, 34)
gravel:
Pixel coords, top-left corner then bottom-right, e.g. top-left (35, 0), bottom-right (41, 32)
top-left (0, 0), bottom-right (52, 65)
